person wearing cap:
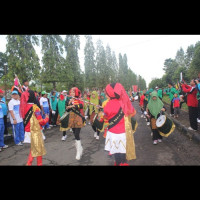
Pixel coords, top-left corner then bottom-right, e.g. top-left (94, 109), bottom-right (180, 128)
top-left (8, 90), bottom-right (24, 145)
top-left (0, 90), bottom-right (9, 151)
top-left (62, 90), bottom-right (68, 101)
top-left (40, 91), bottom-right (50, 130)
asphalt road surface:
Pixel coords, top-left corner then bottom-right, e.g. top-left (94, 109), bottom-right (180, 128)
top-left (1, 101), bottom-right (200, 166)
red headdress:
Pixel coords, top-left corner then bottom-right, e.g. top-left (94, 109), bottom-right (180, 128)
top-left (105, 82), bottom-right (136, 116)
top-left (69, 87), bottom-right (81, 98)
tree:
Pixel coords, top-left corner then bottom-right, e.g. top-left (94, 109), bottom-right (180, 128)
top-left (6, 35), bottom-right (40, 83)
top-left (41, 35), bottom-right (64, 90)
top-left (84, 35), bottom-right (96, 89)
top-left (96, 39), bottom-right (108, 89)
top-left (64, 35), bottom-right (84, 91)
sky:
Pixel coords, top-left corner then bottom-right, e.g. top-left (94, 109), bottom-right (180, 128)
top-left (1, 34), bottom-right (200, 86)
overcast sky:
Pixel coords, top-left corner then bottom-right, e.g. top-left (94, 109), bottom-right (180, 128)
top-left (1, 34), bottom-right (200, 86)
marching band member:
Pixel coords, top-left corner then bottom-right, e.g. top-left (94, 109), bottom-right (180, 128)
top-left (146, 91), bottom-right (166, 145)
top-left (66, 87), bottom-right (85, 160)
top-left (20, 90), bottom-right (49, 166)
top-left (57, 92), bottom-right (68, 141)
top-left (104, 82), bottom-right (136, 166)
top-left (89, 91), bottom-right (102, 140)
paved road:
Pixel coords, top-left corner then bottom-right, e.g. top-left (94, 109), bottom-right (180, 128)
top-left (1, 101), bottom-right (200, 166)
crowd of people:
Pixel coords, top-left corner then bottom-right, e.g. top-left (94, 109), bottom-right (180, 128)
top-left (0, 73), bottom-right (200, 166)
top-left (137, 75), bottom-right (200, 145)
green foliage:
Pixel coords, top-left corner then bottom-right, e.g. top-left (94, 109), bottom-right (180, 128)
top-left (6, 35), bottom-right (40, 83)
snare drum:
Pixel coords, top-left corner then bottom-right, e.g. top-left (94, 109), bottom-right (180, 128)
top-left (93, 111), bottom-right (104, 132)
top-left (156, 115), bottom-right (175, 137)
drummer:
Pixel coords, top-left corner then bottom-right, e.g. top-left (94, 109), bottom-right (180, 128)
top-left (89, 91), bottom-right (102, 140)
top-left (146, 91), bottom-right (167, 145)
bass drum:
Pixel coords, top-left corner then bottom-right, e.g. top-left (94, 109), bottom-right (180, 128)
top-left (156, 115), bottom-right (175, 137)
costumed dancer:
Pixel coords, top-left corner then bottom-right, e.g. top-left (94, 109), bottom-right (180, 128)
top-left (146, 91), bottom-right (166, 145)
top-left (104, 82), bottom-right (137, 166)
top-left (20, 90), bottom-right (49, 166)
top-left (57, 92), bottom-right (68, 141)
top-left (89, 91), bottom-right (102, 140)
top-left (66, 87), bottom-right (85, 160)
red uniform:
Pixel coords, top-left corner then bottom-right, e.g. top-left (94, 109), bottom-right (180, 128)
top-left (104, 99), bottom-right (125, 134)
top-left (182, 84), bottom-right (198, 107)
top-left (24, 103), bottom-right (49, 132)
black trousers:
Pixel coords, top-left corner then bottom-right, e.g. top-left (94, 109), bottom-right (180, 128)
top-left (4, 115), bottom-right (8, 135)
top-left (51, 112), bottom-right (57, 125)
top-left (114, 153), bottom-right (126, 165)
top-left (152, 129), bottom-right (162, 141)
top-left (198, 100), bottom-right (200, 119)
top-left (92, 125), bottom-right (100, 136)
top-left (63, 131), bottom-right (66, 136)
top-left (72, 128), bottom-right (81, 140)
top-left (188, 106), bottom-right (198, 130)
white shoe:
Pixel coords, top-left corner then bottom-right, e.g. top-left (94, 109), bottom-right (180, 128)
top-left (141, 115), bottom-right (144, 118)
top-left (96, 135), bottom-right (99, 140)
top-left (47, 127), bottom-right (51, 129)
top-left (94, 132), bottom-right (97, 138)
top-left (2, 145), bottom-right (8, 149)
top-left (188, 127), bottom-right (197, 131)
top-left (16, 142), bottom-right (23, 146)
top-left (153, 140), bottom-right (158, 145)
top-left (147, 122), bottom-right (150, 126)
top-left (197, 119), bottom-right (200, 123)
top-left (158, 139), bottom-right (162, 143)
top-left (61, 135), bottom-right (67, 141)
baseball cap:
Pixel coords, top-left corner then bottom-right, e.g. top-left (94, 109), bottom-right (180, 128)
top-left (41, 91), bottom-right (46, 95)
top-left (12, 90), bottom-right (18, 95)
top-left (62, 90), bottom-right (67, 93)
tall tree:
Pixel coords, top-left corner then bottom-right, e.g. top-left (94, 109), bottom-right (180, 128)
top-left (41, 35), bottom-right (64, 90)
top-left (64, 35), bottom-right (84, 91)
top-left (96, 39), bottom-right (108, 89)
top-left (6, 35), bottom-right (40, 82)
top-left (84, 35), bottom-right (96, 89)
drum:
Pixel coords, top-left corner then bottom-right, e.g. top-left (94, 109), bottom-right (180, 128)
top-left (59, 111), bottom-right (69, 121)
top-left (156, 115), bottom-right (175, 137)
top-left (93, 111), bottom-right (104, 132)
top-left (60, 112), bottom-right (69, 129)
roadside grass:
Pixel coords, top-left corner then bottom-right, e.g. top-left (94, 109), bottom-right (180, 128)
top-left (162, 94), bottom-right (188, 112)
